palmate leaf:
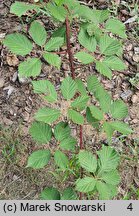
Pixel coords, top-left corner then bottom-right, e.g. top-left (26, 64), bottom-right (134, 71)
top-left (29, 122), bottom-right (52, 144)
top-left (18, 58), bottom-right (42, 78)
top-left (78, 25), bottom-right (97, 52)
top-left (40, 187), bottom-right (60, 200)
top-left (61, 188), bottom-right (77, 200)
top-left (34, 107), bottom-right (60, 124)
top-left (89, 105), bottom-right (104, 121)
top-left (59, 137), bottom-right (77, 151)
top-left (54, 150), bottom-right (69, 171)
top-left (78, 150), bottom-right (97, 173)
top-left (10, 1), bottom-right (39, 17)
top-left (87, 75), bottom-right (100, 93)
top-left (47, 3), bottom-right (67, 22)
top-left (106, 18), bottom-right (127, 38)
top-left (101, 170), bottom-right (120, 186)
top-left (95, 60), bottom-right (112, 79)
top-left (3, 33), bottom-right (33, 56)
top-left (44, 37), bottom-right (64, 51)
top-left (68, 109), bottom-right (84, 125)
top-left (110, 121), bottom-right (133, 135)
top-left (97, 146), bottom-right (120, 173)
top-left (61, 77), bottom-right (77, 100)
top-left (71, 95), bottom-right (89, 111)
top-left (74, 52), bottom-right (94, 64)
top-left (76, 177), bottom-right (96, 193)
top-left (43, 53), bottom-right (61, 69)
top-left (75, 79), bottom-right (87, 96)
top-left (27, 150), bottom-right (51, 169)
top-left (29, 21), bottom-right (47, 46)
top-left (54, 122), bottom-right (71, 141)
top-left (99, 35), bottom-right (121, 56)
top-left (110, 100), bottom-right (128, 119)
top-left (32, 80), bottom-right (57, 103)
top-left (103, 56), bottom-right (127, 71)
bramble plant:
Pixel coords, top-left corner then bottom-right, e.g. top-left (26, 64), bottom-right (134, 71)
top-left (3, 0), bottom-right (133, 200)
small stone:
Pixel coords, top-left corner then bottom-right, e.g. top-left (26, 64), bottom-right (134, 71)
top-left (133, 54), bottom-right (139, 63)
top-left (12, 72), bottom-right (18, 82)
top-left (0, 78), bottom-right (4, 88)
top-left (120, 90), bottom-right (133, 101)
top-left (134, 47), bottom-right (139, 55)
top-left (18, 74), bottom-right (31, 84)
top-left (131, 94), bottom-right (139, 104)
top-left (126, 44), bottom-right (133, 52)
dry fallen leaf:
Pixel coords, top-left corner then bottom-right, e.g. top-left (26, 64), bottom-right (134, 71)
top-left (6, 54), bottom-right (19, 66)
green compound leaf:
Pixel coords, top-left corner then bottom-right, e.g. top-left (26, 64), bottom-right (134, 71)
top-left (110, 100), bottom-right (128, 119)
top-left (3, 33), bottom-right (33, 56)
top-left (89, 105), bottom-right (104, 121)
top-left (103, 122), bottom-right (114, 140)
top-left (32, 80), bottom-right (57, 103)
top-left (71, 95), bottom-right (89, 111)
top-left (99, 35), bottom-right (121, 56)
top-left (110, 121), bottom-right (133, 135)
top-left (87, 75), bottom-right (100, 93)
top-left (27, 150), bottom-right (51, 169)
top-left (101, 170), bottom-right (120, 186)
top-left (61, 77), bottom-right (77, 100)
top-left (74, 52), bottom-right (94, 64)
top-left (54, 122), bottom-right (71, 141)
top-left (103, 56), bottom-right (127, 71)
top-left (54, 150), bottom-right (69, 171)
top-left (29, 21), bottom-right (47, 46)
top-left (59, 137), bottom-right (77, 151)
top-left (96, 181), bottom-right (112, 200)
top-left (40, 187), bottom-right (60, 200)
top-left (106, 18), bottom-right (127, 38)
top-left (77, 6), bottom-right (109, 24)
top-left (54, 0), bottom-right (65, 6)
top-left (10, 1), bottom-right (39, 17)
top-left (78, 25), bottom-right (97, 52)
top-left (76, 177), bottom-right (96, 193)
top-left (29, 122), bottom-right (52, 144)
top-left (45, 37), bottom-right (64, 51)
top-left (47, 3), bottom-right (67, 22)
top-left (91, 9), bottom-right (110, 24)
top-left (35, 107), bottom-right (60, 124)
top-left (97, 146), bottom-right (120, 173)
top-left (75, 79), bottom-right (87, 96)
top-left (43, 53), bottom-right (61, 69)
top-left (94, 86), bottom-right (112, 113)
top-left (95, 60), bottom-right (112, 79)
top-left (18, 58), bottom-right (42, 78)
top-left (86, 107), bottom-right (100, 129)
top-left (68, 109), bottom-right (84, 125)
top-left (61, 188), bottom-right (77, 200)
top-left (52, 26), bottom-right (66, 40)
top-left (78, 150), bottom-right (97, 173)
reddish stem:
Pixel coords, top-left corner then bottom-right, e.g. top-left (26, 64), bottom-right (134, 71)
top-left (65, 15), bottom-right (83, 200)
top-left (65, 17), bottom-right (75, 79)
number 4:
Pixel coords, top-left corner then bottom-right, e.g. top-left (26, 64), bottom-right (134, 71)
top-left (127, 203), bottom-right (133, 211)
